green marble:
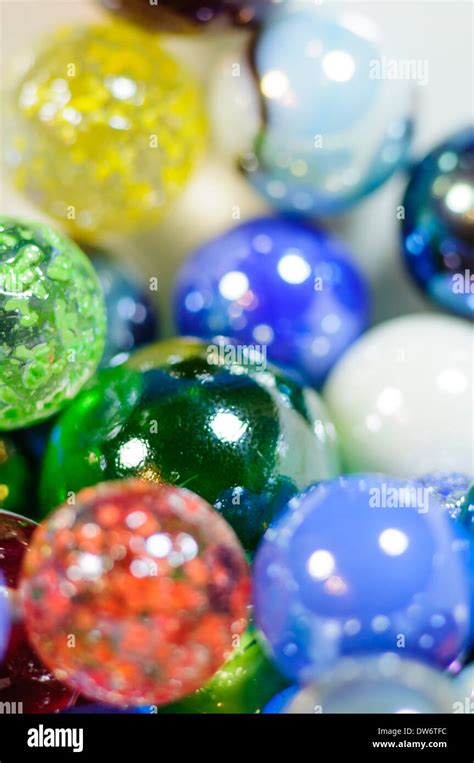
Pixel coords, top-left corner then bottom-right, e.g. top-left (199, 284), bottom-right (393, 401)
top-left (0, 218), bottom-right (106, 430)
top-left (40, 338), bottom-right (340, 549)
top-left (159, 627), bottom-right (289, 714)
top-left (0, 436), bottom-right (31, 514)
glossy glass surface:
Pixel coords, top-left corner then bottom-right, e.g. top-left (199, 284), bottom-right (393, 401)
top-left (88, 250), bottom-right (159, 367)
top-left (174, 217), bottom-right (370, 388)
top-left (0, 437), bottom-right (31, 514)
top-left (99, 0), bottom-right (269, 31)
top-left (211, 7), bottom-right (413, 215)
top-left (254, 475), bottom-right (470, 683)
top-left (0, 219), bottom-right (105, 430)
top-left (4, 23), bottom-right (206, 240)
top-left (287, 655), bottom-right (455, 714)
top-left (263, 685), bottom-right (298, 714)
top-left (0, 510), bottom-right (75, 712)
top-left (402, 128), bottom-right (474, 319)
top-left (324, 315), bottom-right (473, 477)
top-left (21, 480), bottom-right (250, 706)
top-left (40, 337), bottom-right (340, 550)
top-left (161, 627), bottom-right (289, 713)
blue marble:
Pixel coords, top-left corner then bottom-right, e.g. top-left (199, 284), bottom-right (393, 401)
top-left (0, 572), bottom-right (10, 662)
top-left (402, 128), bottom-right (474, 319)
top-left (416, 473), bottom-right (474, 643)
top-left (254, 475), bottom-right (470, 684)
top-left (262, 685), bottom-right (299, 714)
top-left (88, 250), bottom-right (159, 367)
top-left (241, 8), bottom-right (414, 215)
top-left (174, 217), bottom-right (370, 388)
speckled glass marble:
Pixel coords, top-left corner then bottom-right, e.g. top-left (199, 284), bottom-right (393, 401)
top-left (210, 7), bottom-right (414, 215)
top-left (0, 510), bottom-right (76, 712)
top-left (254, 475), bottom-right (470, 684)
top-left (20, 480), bottom-right (250, 706)
top-left (160, 627), bottom-right (289, 713)
top-left (174, 217), bottom-right (370, 388)
top-left (0, 219), bottom-right (106, 430)
top-left (0, 437), bottom-right (31, 514)
top-left (88, 249), bottom-right (159, 367)
top-left (0, 571), bottom-right (10, 662)
top-left (324, 315), bottom-right (473, 477)
top-left (402, 128), bottom-right (474, 319)
top-left (4, 23), bottom-right (207, 240)
top-left (39, 338), bottom-right (340, 550)
top-left (287, 655), bottom-right (456, 714)
top-left (99, 0), bottom-right (270, 31)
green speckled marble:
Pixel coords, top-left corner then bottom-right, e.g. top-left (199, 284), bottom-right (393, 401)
top-left (0, 435), bottom-right (31, 513)
top-left (160, 627), bottom-right (289, 714)
top-left (0, 218), bottom-right (106, 430)
top-left (40, 338), bottom-right (340, 549)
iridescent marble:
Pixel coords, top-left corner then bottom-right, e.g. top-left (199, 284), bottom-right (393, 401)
top-left (324, 315), bottom-right (473, 477)
top-left (0, 219), bottom-right (106, 430)
top-left (21, 480), bottom-right (250, 706)
top-left (0, 437), bottom-right (31, 514)
top-left (0, 510), bottom-right (76, 712)
top-left (99, 0), bottom-right (271, 31)
top-left (4, 23), bottom-right (206, 240)
top-left (160, 627), bottom-right (289, 713)
top-left (210, 7), bottom-right (414, 215)
top-left (88, 249), bottom-right (159, 367)
top-left (287, 655), bottom-right (455, 714)
top-left (39, 337), bottom-right (340, 550)
top-left (254, 475), bottom-right (470, 684)
top-left (174, 217), bottom-right (370, 388)
top-left (402, 128), bottom-right (474, 319)
top-left (0, 572), bottom-right (10, 662)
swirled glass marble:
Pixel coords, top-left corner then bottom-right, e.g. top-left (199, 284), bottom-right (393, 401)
top-left (160, 627), bottom-right (289, 713)
top-left (402, 128), bottom-right (474, 319)
top-left (99, 0), bottom-right (270, 31)
top-left (323, 315), bottom-right (473, 477)
top-left (0, 219), bottom-right (106, 430)
top-left (286, 655), bottom-right (455, 714)
top-left (0, 437), bottom-right (31, 514)
top-left (39, 337), bottom-right (340, 550)
top-left (0, 510), bottom-right (75, 712)
top-left (174, 217), bottom-right (370, 388)
top-left (4, 23), bottom-right (206, 240)
top-left (0, 571), bottom-right (10, 662)
top-left (20, 480), bottom-right (250, 706)
top-left (210, 7), bottom-right (414, 215)
top-left (254, 475), bottom-right (470, 684)
top-left (88, 249), bottom-right (159, 367)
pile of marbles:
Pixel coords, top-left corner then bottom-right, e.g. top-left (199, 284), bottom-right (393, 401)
top-left (0, 0), bottom-right (472, 715)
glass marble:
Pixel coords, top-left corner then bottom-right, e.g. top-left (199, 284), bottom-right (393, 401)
top-left (0, 219), bottom-right (106, 430)
top-left (39, 337), bottom-right (340, 550)
top-left (160, 626), bottom-right (289, 714)
top-left (174, 217), bottom-right (370, 388)
top-left (286, 655), bottom-right (455, 714)
top-left (254, 475), bottom-right (470, 684)
top-left (0, 510), bottom-right (76, 713)
top-left (4, 23), bottom-right (207, 241)
top-left (416, 474), bottom-right (474, 643)
top-left (0, 436), bottom-right (31, 514)
top-left (402, 128), bottom-right (474, 319)
top-left (20, 480), bottom-right (250, 706)
top-left (99, 0), bottom-right (271, 31)
top-left (0, 571), bottom-right (10, 662)
top-left (324, 314), bottom-right (473, 477)
top-left (88, 249), bottom-right (159, 367)
top-left (263, 685), bottom-right (298, 714)
top-left (210, 6), bottom-right (414, 216)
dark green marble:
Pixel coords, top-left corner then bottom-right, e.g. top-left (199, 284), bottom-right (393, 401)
top-left (40, 338), bottom-right (339, 549)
